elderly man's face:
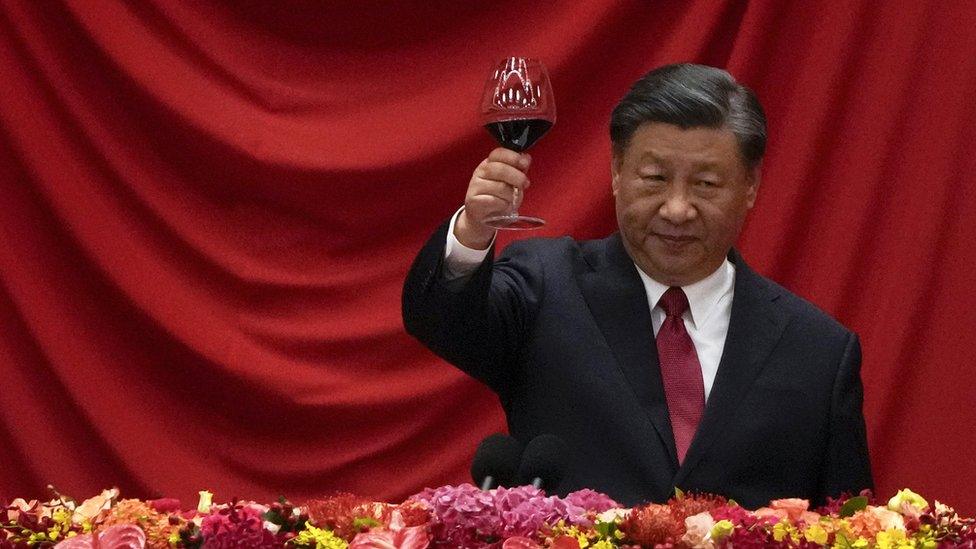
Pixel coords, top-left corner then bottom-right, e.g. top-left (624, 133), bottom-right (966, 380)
top-left (612, 122), bottom-right (759, 287)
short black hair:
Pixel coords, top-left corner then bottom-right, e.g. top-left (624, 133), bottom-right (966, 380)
top-left (610, 63), bottom-right (766, 169)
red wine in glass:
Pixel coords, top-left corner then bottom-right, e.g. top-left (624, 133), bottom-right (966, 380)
top-left (480, 57), bottom-right (556, 229)
top-left (484, 119), bottom-right (553, 152)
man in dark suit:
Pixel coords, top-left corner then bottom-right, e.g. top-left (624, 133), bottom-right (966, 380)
top-left (402, 64), bottom-right (873, 508)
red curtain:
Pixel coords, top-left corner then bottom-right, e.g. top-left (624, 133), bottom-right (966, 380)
top-left (2, 0), bottom-right (975, 513)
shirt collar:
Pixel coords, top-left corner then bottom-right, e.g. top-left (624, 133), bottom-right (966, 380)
top-left (635, 259), bottom-right (736, 329)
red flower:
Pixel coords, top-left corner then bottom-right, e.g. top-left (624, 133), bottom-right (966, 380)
top-left (306, 492), bottom-right (381, 540)
top-left (619, 503), bottom-right (684, 547)
top-left (667, 492), bottom-right (728, 522)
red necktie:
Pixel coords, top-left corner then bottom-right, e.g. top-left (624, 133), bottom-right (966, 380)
top-left (656, 286), bottom-right (705, 464)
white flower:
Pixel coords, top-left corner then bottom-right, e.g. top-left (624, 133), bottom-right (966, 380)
top-left (681, 512), bottom-right (716, 549)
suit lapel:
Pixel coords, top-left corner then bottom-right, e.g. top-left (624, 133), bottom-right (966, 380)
top-left (672, 250), bottom-right (791, 488)
top-left (577, 234), bottom-right (679, 469)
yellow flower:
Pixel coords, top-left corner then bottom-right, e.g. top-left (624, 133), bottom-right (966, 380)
top-left (710, 519), bottom-right (734, 540)
top-left (888, 489), bottom-right (928, 514)
top-left (772, 520), bottom-right (802, 543)
top-left (591, 542), bottom-right (615, 549)
top-left (804, 523), bottom-right (828, 545)
top-left (876, 528), bottom-right (910, 549)
top-left (290, 526), bottom-right (348, 549)
top-left (197, 490), bottom-right (214, 514)
top-left (772, 521), bottom-right (790, 542)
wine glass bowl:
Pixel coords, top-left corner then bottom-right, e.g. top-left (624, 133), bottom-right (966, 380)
top-left (480, 57), bottom-right (555, 229)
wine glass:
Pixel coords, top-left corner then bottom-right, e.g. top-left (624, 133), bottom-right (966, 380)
top-left (480, 57), bottom-right (556, 229)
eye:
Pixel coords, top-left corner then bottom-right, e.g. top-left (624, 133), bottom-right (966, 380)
top-left (696, 179), bottom-right (719, 187)
top-left (641, 174), bottom-right (667, 182)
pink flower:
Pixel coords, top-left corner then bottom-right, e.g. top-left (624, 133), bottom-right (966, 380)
top-left (562, 489), bottom-right (619, 513)
top-left (199, 503), bottom-right (281, 548)
top-left (73, 488), bottom-right (120, 524)
top-left (753, 498), bottom-right (820, 526)
top-left (501, 537), bottom-right (541, 549)
top-left (349, 525), bottom-right (429, 549)
top-left (53, 524), bottom-right (146, 548)
top-left (768, 498), bottom-right (810, 522)
top-left (550, 537), bottom-right (582, 549)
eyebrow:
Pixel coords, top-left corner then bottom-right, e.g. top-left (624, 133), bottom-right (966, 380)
top-left (637, 152), bottom-right (723, 171)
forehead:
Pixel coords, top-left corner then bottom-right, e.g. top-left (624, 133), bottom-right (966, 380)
top-left (618, 122), bottom-right (745, 170)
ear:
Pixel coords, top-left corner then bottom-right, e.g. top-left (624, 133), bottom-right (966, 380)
top-left (745, 162), bottom-right (762, 208)
top-left (611, 153), bottom-right (622, 196)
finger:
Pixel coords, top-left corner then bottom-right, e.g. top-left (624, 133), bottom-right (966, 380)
top-left (470, 178), bottom-right (528, 203)
top-left (487, 147), bottom-right (532, 170)
top-left (479, 162), bottom-right (531, 190)
top-left (468, 194), bottom-right (513, 217)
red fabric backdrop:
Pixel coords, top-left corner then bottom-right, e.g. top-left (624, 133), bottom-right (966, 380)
top-left (2, 0), bottom-right (975, 512)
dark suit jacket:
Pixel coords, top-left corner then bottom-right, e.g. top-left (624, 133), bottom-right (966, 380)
top-left (402, 220), bottom-right (873, 508)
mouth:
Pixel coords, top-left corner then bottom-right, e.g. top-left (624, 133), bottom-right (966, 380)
top-left (650, 232), bottom-right (698, 251)
top-left (652, 232), bottom-right (698, 243)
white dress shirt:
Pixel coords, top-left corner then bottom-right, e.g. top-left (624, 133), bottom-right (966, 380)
top-left (443, 207), bottom-right (735, 402)
top-left (634, 260), bottom-right (734, 402)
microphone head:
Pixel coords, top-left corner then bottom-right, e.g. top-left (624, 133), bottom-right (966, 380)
top-left (471, 434), bottom-right (524, 489)
top-left (517, 434), bottom-right (569, 492)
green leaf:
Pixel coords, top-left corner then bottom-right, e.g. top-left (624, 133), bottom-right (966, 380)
top-left (352, 516), bottom-right (381, 530)
top-left (594, 520), bottom-right (617, 538)
top-left (839, 496), bottom-right (869, 517)
top-left (262, 510), bottom-right (285, 525)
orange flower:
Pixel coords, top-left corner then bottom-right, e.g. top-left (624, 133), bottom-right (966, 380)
top-left (847, 509), bottom-right (883, 539)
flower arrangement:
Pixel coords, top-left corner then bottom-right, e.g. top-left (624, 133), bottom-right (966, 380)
top-left (2, 485), bottom-right (974, 548)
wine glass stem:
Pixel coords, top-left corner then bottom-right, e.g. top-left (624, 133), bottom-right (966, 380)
top-left (512, 186), bottom-right (521, 214)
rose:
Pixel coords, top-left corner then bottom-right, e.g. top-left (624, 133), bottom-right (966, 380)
top-left (681, 511), bottom-right (716, 548)
top-left (755, 498), bottom-right (820, 525)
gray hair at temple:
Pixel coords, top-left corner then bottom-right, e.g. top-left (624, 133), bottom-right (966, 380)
top-left (610, 63), bottom-right (767, 169)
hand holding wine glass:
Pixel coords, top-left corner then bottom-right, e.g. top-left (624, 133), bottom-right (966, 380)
top-left (477, 57), bottom-right (555, 230)
top-left (455, 147), bottom-right (534, 248)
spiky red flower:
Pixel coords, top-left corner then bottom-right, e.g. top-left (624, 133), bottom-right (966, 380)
top-left (394, 501), bottom-right (432, 528)
top-left (304, 492), bottom-right (376, 540)
top-left (619, 503), bottom-right (684, 547)
top-left (667, 493), bottom-right (728, 522)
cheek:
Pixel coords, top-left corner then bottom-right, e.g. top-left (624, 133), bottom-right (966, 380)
top-left (618, 194), bottom-right (659, 226)
top-left (700, 202), bottom-right (748, 242)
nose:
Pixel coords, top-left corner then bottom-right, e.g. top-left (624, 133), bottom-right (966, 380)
top-left (658, 188), bottom-right (697, 224)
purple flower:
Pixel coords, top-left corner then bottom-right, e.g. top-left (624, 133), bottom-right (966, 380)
top-left (410, 484), bottom-right (502, 547)
top-left (563, 489), bottom-right (620, 513)
top-left (409, 484), bottom-right (606, 546)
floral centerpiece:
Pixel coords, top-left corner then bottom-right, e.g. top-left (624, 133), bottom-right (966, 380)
top-left (3, 485), bottom-right (974, 548)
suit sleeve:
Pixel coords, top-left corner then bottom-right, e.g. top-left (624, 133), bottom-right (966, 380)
top-left (401, 218), bottom-right (544, 395)
top-left (820, 332), bottom-right (874, 500)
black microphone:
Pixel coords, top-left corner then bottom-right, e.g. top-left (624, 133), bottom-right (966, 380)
top-left (471, 434), bottom-right (524, 490)
top-left (517, 434), bottom-right (569, 492)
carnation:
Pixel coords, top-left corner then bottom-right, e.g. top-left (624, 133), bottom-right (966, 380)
top-left (101, 499), bottom-right (180, 548)
top-left (199, 502), bottom-right (282, 548)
